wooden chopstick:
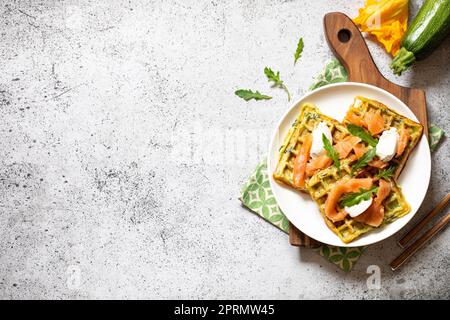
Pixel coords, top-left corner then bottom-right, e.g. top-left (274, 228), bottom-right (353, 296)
top-left (398, 192), bottom-right (450, 248)
top-left (390, 212), bottom-right (450, 271)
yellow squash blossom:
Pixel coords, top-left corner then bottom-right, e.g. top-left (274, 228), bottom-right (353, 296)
top-left (353, 0), bottom-right (409, 56)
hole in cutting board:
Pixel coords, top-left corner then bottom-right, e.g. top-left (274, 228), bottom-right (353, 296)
top-left (338, 29), bottom-right (351, 43)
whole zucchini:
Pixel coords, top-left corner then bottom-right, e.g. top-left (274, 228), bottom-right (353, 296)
top-left (390, 0), bottom-right (450, 75)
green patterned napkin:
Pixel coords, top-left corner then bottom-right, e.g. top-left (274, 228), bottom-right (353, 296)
top-left (429, 124), bottom-right (445, 151)
top-left (309, 58), bottom-right (348, 91)
top-left (241, 161), bottom-right (365, 271)
top-left (240, 58), bottom-right (444, 272)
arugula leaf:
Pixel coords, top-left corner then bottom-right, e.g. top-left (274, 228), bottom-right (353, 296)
top-left (375, 165), bottom-right (397, 180)
top-left (339, 186), bottom-right (379, 208)
top-left (322, 133), bottom-right (340, 171)
top-left (264, 67), bottom-right (291, 101)
top-left (351, 147), bottom-right (376, 173)
top-left (294, 37), bottom-right (304, 65)
top-left (347, 124), bottom-right (379, 147)
top-left (264, 67), bottom-right (283, 86)
top-left (235, 89), bottom-right (272, 101)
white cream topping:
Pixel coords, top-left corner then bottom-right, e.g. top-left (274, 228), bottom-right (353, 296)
top-left (345, 198), bottom-right (373, 218)
top-left (375, 127), bottom-right (399, 162)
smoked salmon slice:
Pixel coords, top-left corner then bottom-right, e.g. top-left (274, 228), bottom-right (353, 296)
top-left (293, 135), bottom-right (313, 188)
top-left (305, 154), bottom-right (333, 177)
top-left (364, 109), bottom-right (384, 135)
top-left (325, 178), bottom-right (373, 222)
top-left (334, 136), bottom-right (361, 159)
top-left (345, 111), bottom-right (366, 127)
top-left (353, 143), bottom-right (367, 159)
top-left (355, 180), bottom-right (391, 227)
top-left (368, 159), bottom-right (388, 169)
top-left (396, 127), bottom-right (410, 157)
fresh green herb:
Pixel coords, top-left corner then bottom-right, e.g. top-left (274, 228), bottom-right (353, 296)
top-left (322, 133), bottom-right (340, 171)
top-left (375, 165), bottom-right (397, 180)
top-left (351, 147), bottom-right (376, 173)
top-left (339, 186), bottom-right (379, 208)
top-left (264, 67), bottom-right (291, 101)
top-left (347, 124), bottom-right (379, 147)
top-left (235, 89), bottom-right (272, 101)
top-left (294, 37), bottom-right (304, 65)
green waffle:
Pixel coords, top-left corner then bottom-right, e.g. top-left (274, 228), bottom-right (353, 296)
top-left (273, 103), bottom-right (349, 192)
top-left (343, 96), bottom-right (423, 178)
top-left (306, 166), bottom-right (411, 243)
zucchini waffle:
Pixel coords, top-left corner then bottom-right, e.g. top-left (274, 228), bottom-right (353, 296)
top-left (273, 103), bottom-right (348, 192)
top-left (343, 96), bottom-right (423, 178)
top-left (307, 166), bottom-right (411, 243)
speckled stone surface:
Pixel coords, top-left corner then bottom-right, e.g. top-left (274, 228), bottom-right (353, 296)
top-left (0, 0), bottom-right (448, 299)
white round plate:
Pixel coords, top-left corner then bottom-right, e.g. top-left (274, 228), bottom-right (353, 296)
top-left (268, 82), bottom-right (431, 247)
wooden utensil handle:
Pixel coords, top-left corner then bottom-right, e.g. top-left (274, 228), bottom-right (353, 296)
top-left (390, 213), bottom-right (450, 271)
top-left (398, 192), bottom-right (450, 247)
top-left (323, 12), bottom-right (429, 136)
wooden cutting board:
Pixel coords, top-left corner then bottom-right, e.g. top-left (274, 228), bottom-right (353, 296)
top-left (289, 12), bottom-right (429, 247)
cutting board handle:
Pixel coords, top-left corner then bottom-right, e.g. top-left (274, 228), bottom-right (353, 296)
top-left (323, 12), bottom-right (390, 86)
top-left (323, 12), bottom-right (428, 135)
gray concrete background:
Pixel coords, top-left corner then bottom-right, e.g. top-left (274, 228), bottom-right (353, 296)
top-left (0, 0), bottom-right (449, 299)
